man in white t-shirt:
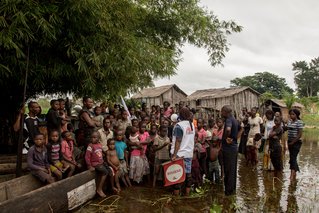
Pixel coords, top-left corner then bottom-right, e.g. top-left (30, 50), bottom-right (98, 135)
top-left (171, 107), bottom-right (195, 196)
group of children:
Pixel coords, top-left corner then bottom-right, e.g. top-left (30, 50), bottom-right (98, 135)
top-left (26, 99), bottom-right (229, 198)
top-left (27, 130), bottom-right (80, 185)
top-left (239, 107), bottom-right (286, 175)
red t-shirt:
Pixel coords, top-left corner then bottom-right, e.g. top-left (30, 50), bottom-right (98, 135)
top-left (85, 143), bottom-right (104, 168)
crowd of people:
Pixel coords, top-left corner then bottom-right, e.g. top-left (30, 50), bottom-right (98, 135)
top-left (15, 96), bottom-right (304, 198)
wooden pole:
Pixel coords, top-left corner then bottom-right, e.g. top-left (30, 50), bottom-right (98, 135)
top-left (16, 46), bottom-right (29, 177)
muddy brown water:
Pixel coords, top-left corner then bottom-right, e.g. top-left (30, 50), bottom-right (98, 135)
top-left (76, 129), bottom-right (319, 213)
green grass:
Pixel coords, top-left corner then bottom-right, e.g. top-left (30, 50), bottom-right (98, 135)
top-left (302, 113), bottom-right (319, 127)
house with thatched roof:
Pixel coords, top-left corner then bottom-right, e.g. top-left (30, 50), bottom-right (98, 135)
top-left (263, 99), bottom-right (304, 122)
top-left (187, 86), bottom-right (260, 119)
top-left (131, 84), bottom-right (187, 107)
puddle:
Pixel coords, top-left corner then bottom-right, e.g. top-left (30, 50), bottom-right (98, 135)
top-left (75, 129), bottom-right (319, 212)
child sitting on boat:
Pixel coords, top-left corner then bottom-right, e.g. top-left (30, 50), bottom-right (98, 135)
top-left (85, 131), bottom-right (113, 197)
top-left (47, 130), bottom-right (70, 180)
top-left (61, 131), bottom-right (81, 177)
top-left (27, 133), bottom-right (55, 184)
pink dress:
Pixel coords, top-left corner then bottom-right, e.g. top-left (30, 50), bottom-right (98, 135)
top-left (61, 139), bottom-right (75, 163)
top-left (163, 108), bottom-right (173, 118)
top-left (129, 132), bottom-right (150, 183)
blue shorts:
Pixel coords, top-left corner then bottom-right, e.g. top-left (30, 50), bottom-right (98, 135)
top-left (183, 158), bottom-right (192, 174)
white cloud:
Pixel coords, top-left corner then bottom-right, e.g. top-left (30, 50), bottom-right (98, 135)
top-left (155, 0), bottom-right (319, 94)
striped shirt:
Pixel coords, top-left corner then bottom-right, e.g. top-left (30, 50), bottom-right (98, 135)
top-left (287, 119), bottom-right (303, 141)
top-left (50, 143), bottom-right (61, 161)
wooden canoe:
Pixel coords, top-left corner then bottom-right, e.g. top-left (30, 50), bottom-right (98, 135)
top-left (0, 170), bottom-right (96, 212)
top-left (0, 155), bottom-right (28, 175)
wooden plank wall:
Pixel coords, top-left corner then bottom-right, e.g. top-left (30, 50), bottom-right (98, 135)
top-left (188, 90), bottom-right (260, 119)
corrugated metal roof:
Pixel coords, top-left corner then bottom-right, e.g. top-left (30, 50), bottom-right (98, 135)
top-left (131, 84), bottom-right (187, 99)
top-left (187, 86), bottom-right (260, 100)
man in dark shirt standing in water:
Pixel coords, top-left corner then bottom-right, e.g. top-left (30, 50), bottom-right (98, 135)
top-left (221, 105), bottom-right (239, 196)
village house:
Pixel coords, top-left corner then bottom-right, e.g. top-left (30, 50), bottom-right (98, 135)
top-left (262, 99), bottom-right (304, 122)
top-left (131, 84), bottom-right (187, 107)
top-left (187, 86), bottom-right (260, 119)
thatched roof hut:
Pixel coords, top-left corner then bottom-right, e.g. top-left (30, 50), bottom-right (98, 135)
top-left (263, 99), bottom-right (305, 122)
top-left (131, 84), bottom-right (187, 107)
top-left (187, 86), bottom-right (260, 118)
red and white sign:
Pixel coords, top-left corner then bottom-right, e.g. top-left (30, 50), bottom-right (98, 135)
top-left (162, 158), bottom-right (186, 186)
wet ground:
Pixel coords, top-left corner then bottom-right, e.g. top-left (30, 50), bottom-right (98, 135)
top-left (76, 129), bottom-right (319, 213)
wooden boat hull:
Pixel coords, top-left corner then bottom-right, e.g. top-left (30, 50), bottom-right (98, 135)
top-left (0, 170), bottom-right (96, 212)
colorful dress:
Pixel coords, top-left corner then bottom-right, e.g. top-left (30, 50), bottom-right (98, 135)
top-left (129, 132), bottom-right (150, 183)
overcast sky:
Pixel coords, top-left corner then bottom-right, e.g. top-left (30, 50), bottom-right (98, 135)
top-left (154, 0), bottom-right (319, 95)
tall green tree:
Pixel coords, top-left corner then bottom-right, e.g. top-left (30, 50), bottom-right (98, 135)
top-left (1, 0), bottom-right (241, 101)
top-left (292, 57), bottom-right (319, 97)
top-left (230, 72), bottom-right (293, 98)
top-left (0, 0), bottom-right (241, 148)
top-left (282, 91), bottom-right (296, 110)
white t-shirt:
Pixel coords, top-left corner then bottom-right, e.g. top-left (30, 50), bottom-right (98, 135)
top-left (171, 120), bottom-right (195, 158)
top-left (248, 116), bottom-right (263, 138)
top-left (264, 119), bottom-right (275, 139)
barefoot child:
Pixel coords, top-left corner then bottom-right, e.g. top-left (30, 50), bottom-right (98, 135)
top-left (106, 138), bottom-right (121, 192)
top-left (212, 118), bottom-right (224, 179)
top-left (129, 124), bottom-right (150, 183)
top-left (85, 131), bottom-right (113, 197)
top-left (47, 130), bottom-right (69, 180)
top-left (138, 123), bottom-right (151, 183)
top-left (192, 132), bottom-right (203, 187)
top-left (128, 126), bottom-right (142, 183)
top-left (147, 124), bottom-right (158, 179)
top-left (114, 130), bottom-right (131, 187)
top-left (246, 133), bottom-right (262, 166)
top-left (208, 136), bottom-right (221, 183)
top-left (27, 133), bottom-right (55, 184)
top-left (152, 125), bottom-right (170, 187)
top-left (61, 131), bottom-right (80, 177)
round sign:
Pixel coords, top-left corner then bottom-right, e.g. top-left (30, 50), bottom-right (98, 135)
top-left (165, 164), bottom-right (183, 183)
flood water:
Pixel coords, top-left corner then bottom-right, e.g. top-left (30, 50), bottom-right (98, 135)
top-left (76, 129), bottom-right (319, 213)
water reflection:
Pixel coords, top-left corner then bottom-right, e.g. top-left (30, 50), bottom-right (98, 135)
top-left (237, 156), bottom-right (261, 212)
top-left (75, 129), bottom-right (319, 213)
top-left (263, 171), bottom-right (284, 212)
top-left (287, 182), bottom-right (298, 212)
